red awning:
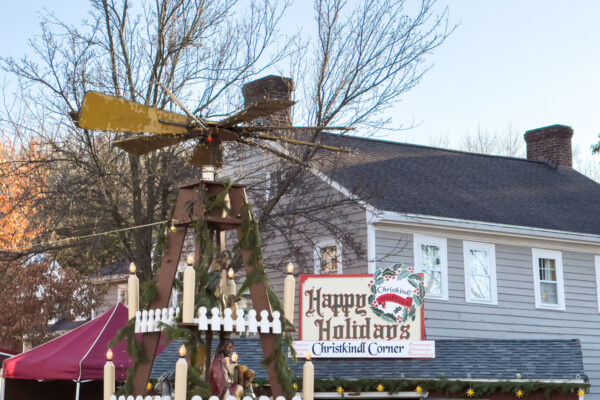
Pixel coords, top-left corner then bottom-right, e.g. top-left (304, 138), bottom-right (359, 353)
top-left (2, 303), bottom-right (164, 381)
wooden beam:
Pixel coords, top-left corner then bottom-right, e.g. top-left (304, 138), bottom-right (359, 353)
top-left (230, 187), bottom-right (284, 398)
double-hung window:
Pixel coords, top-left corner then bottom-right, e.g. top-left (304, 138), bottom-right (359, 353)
top-left (414, 235), bottom-right (448, 300)
top-left (595, 256), bottom-right (600, 313)
top-left (463, 241), bottom-right (497, 304)
top-left (314, 240), bottom-right (343, 274)
top-left (532, 249), bottom-right (565, 310)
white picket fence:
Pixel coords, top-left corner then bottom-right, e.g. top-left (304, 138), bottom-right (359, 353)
top-left (109, 395), bottom-right (302, 400)
top-left (134, 307), bottom-right (282, 335)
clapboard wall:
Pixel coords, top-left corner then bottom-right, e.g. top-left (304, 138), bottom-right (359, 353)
top-left (375, 226), bottom-right (600, 399)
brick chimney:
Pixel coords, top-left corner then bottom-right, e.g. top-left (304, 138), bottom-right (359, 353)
top-left (524, 124), bottom-right (573, 167)
top-left (242, 75), bottom-right (294, 126)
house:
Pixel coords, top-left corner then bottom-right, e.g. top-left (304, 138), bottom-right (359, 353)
top-left (221, 76), bottom-right (600, 399)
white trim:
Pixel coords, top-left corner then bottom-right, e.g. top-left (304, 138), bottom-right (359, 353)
top-left (314, 239), bottom-right (343, 274)
top-left (413, 235), bottom-right (448, 301)
top-left (379, 211), bottom-right (600, 245)
top-left (366, 210), bottom-right (378, 274)
top-left (595, 255), bottom-right (600, 313)
top-left (531, 248), bottom-right (565, 311)
top-left (463, 241), bottom-right (498, 305)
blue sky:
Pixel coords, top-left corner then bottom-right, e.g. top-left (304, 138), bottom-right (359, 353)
top-left (3, 1), bottom-right (600, 154)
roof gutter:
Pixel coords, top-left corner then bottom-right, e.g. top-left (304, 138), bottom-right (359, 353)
top-left (376, 211), bottom-right (600, 245)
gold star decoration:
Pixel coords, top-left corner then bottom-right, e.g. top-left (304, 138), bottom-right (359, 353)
top-left (515, 389), bottom-right (524, 398)
top-left (337, 386), bottom-right (344, 395)
top-left (415, 386), bottom-right (424, 394)
top-left (376, 384), bottom-right (384, 392)
top-left (466, 388), bottom-right (475, 397)
top-left (293, 383), bottom-right (299, 390)
top-left (578, 389), bottom-right (586, 397)
top-left (146, 382), bottom-right (153, 391)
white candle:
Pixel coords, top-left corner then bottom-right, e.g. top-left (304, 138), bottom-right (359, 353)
top-left (283, 263), bottom-right (296, 323)
top-left (303, 353), bottom-right (314, 400)
top-left (174, 345), bottom-right (188, 400)
top-left (103, 349), bottom-right (115, 400)
top-left (227, 268), bottom-right (237, 296)
top-left (127, 263), bottom-right (139, 320)
top-left (182, 255), bottom-right (196, 323)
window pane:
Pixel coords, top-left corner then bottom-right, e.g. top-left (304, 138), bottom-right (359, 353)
top-left (320, 245), bottom-right (338, 274)
top-left (540, 282), bottom-right (558, 304)
top-left (421, 244), bottom-right (441, 271)
top-left (424, 270), bottom-right (441, 296)
top-left (469, 250), bottom-right (489, 275)
top-left (470, 275), bottom-right (491, 300)
top-left (538, 258), bottom-right (557, 281)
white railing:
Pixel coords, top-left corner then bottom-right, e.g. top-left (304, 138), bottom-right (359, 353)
top-left (134, 307), bottom-right (282, 335)
top-left (110, 395), bottom-right (301, 400)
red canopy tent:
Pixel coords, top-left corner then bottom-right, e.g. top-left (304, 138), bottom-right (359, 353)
top-left (1, 303), bottom-right (167, 400)
top-left (3, 303), bottom-right (132, 381)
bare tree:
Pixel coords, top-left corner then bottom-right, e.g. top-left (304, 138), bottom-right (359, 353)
top-left (459, 122), bottom-right (524, 157)
top-left (226, 0), bottom-right (452, 274)
top-left (426, 122), bottom-right (524, 157)
top-left (1, 0), bottom-right (451, 282)
top-left (1, 0), bottom-right (293, 280)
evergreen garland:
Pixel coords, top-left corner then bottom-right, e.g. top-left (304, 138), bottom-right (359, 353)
top-left (234, 202), bottom-right (297, 399)
top-left (300, 378), bottom-right (588, 400)
top-left (112, 180), bottom-right (298, 398)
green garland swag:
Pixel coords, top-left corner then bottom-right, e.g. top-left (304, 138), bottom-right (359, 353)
top-left (234, 201), bottom-right (297, 398)
top-left (301, 378), bottom-right (588, 400)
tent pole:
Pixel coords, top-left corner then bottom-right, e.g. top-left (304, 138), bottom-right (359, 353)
top-left (75, 380), bottom-right (80, 400)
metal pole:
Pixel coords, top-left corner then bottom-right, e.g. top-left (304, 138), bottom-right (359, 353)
top-left (0, 376), bottom-right (5, 400)
top-left (75, 380), bottom-right (80, 400)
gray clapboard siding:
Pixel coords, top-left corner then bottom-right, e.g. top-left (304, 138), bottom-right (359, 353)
top-left (375, 228), bottom-right (600, 397)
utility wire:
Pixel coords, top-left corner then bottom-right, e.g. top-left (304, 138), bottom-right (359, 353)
top-left (1, 220), bottom-right (169, 254)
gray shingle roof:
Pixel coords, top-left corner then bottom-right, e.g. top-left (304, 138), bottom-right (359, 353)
top-left (152, 338), bottom-right (586, 381)
top-left (317, 134), bottom-right (600, 236)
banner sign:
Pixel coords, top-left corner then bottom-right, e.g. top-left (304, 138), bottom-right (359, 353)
top-left (293, 340), bottom-right (435, 359)
top-left (299, 264), bottom-right (427, 344)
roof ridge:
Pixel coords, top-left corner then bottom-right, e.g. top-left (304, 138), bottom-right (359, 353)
top-left (322, 132), bottom-right (546, 165)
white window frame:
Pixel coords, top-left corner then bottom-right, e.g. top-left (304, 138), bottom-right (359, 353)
top-left (463, 241), bottom-right (498, 305)
top-left (314, 239), bottom-right (343, 274)
top-left (595, 256), bottom-right (600, 313)
top-left (414, 235), bottom-right (448, 301)
top-left (532, 248), bottom-right (565, 311)
top-left (117, 285), bottom-right (128, 304)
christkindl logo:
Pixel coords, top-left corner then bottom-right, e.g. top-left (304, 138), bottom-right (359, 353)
top-left (368, 264), bottom-right (425, 324)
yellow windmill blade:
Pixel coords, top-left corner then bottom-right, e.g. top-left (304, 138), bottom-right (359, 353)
top-left (77, 91), bottom-right (190, 134)
top-left (113, 133), bottom-right (193, 156)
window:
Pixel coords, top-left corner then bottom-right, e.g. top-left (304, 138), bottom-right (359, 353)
top-left (596, 256), bottom-right (600, 313)
top-left (117, 286), bottom-right (128, 304)
top-left (532, 249), bottom-right (565, 310)
top-left (314, 240), bottom-right (342, 274)
top-left (414, 235), bottom-right (448, 300)
top-left (171, 271), bottom-right (184, 308)
top-left (463, 241), bottom-right (497, 304)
